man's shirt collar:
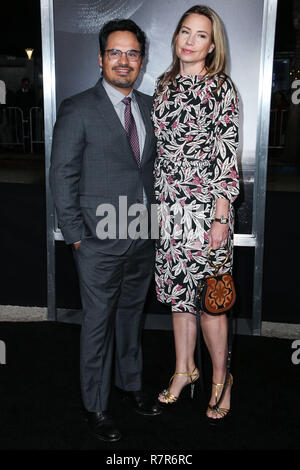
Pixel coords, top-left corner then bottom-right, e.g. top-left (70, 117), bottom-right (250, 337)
top-left (102, 78), bottom-right (134, 105)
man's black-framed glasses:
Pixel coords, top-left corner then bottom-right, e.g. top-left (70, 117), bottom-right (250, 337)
top-left (105, 49), bottom-right (142, 62)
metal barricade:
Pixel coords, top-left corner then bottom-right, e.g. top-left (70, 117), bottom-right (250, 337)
top-left (30, 107), bottom-right (45, 152)
top-left (0, 106), bottom-right (45, 153)
top-left (0, 106), bottom-right (25, 151)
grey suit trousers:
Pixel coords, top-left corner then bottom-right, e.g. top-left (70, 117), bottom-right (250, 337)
top-left (73, 237), bottom-right (154, 412)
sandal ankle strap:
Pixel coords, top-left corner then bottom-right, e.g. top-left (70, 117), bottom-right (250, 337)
top-left (169, 367), bottom-right (199, 385)
top-left (174, 367), bottom-right (199, 378)
top-left (212, 381), bottom-right (224, 387)
top-left (212, 373), bottom-right (233, 404)
top-left (212, 373), bottom-right (233, 388)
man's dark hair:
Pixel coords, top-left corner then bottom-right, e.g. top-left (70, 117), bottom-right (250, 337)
top-left (99, 19), bottom-right (146, 57)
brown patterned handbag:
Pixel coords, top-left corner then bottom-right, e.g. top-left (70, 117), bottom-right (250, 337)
top-left (195, 245), bottom-right (236, 316)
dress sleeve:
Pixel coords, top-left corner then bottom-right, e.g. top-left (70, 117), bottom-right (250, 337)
top-left (210, 78), bottom-right (240, 203)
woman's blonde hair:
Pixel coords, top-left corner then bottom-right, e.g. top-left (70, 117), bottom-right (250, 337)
top-left (157, 5), bottom-right (227, 93)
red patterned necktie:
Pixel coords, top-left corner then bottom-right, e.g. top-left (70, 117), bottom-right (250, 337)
top-left (122, 97), bottom-right (140, 167)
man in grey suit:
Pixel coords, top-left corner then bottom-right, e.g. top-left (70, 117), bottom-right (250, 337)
top-left (50, 19), bottom-right (161, 442)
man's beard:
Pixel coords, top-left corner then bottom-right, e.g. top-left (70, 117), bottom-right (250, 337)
top-left (111, 65), bottom-right (135, 88)
top-left (111, 79), bottom-right (133, 88)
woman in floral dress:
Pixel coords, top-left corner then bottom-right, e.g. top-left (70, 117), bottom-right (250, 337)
top-left (152, 5), bottom-right (239, 422)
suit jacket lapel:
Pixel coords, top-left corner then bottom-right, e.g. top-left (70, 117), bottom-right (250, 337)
top-left (133, 90), bottom-right (153, 167)
top-left (93, 80), bottom-right (136, 164)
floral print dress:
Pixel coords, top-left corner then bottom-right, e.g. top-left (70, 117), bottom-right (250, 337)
top-left (152, 74), bottom-right (239, 314)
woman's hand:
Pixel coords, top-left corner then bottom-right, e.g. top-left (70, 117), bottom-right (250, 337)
top-left (209, 198), bottom-right (230, 249)
top-left (208, 221), bottom-right (228, 250)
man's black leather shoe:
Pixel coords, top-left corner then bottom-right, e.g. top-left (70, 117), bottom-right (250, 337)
top-left (85, 411), bottom-right (122, 442)
top-left (122, 390), bottom-right (162, 416)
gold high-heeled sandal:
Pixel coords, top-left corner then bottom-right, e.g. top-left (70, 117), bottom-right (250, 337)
top-left (158, 367), bottom-right (199, 404)
top-left (206, 373), bottom-right (233, 422)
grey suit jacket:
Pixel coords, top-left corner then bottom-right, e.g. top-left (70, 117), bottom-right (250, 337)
top-left (49, 79), bottom-right (156, 255)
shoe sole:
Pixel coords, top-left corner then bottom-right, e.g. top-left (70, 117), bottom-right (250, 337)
top-left (87, 427), bottom-right (122, 442)
top-left (90, 432), bottom-right (122, 442)
top-left (135, 409), bottom-right (162, 416)
top-left (206, 413), bottom-right (231, 426)
top-left (84, 417), bottom-right (122, 442)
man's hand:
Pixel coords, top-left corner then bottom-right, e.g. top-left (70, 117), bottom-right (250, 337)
top-left (74, 241), bottom-right (81, 251)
